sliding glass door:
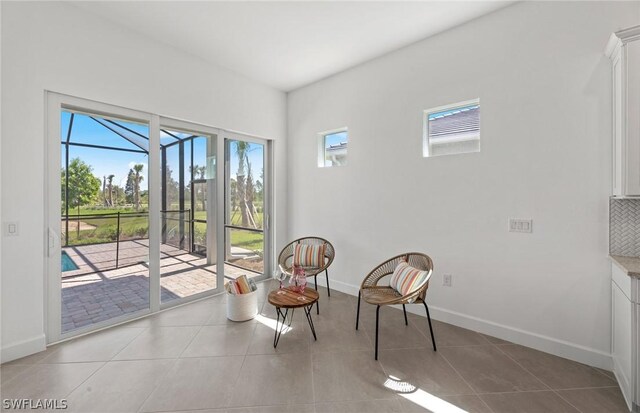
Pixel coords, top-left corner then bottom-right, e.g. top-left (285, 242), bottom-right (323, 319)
top-left (47, 95), bottom-right (157, 342)
top-left (158, 120), bottom-right (224, 306)
top-left (47, 94), bottom-right (270, 343)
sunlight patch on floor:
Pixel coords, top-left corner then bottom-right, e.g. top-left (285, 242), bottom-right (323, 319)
top-left (255, 314), bottom-right (292, 334)
top-left (384, 376), bottom-right (468, 413)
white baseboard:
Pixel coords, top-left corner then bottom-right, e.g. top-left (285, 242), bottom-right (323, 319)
top-left (1, 334), bottom-right (46, 363)
top-left (317, 277), bottom-right (613, 371)
top-left (322, 277), bottom-right (360, 296)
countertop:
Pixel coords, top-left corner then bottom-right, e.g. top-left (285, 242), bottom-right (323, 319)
top-left (610, 255), bottom-right (640, 278)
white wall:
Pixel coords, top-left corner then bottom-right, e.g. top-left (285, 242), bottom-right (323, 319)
top-left (1, 2), bottom-right (287, 361)
top-left (287, 1), bottom-right (638, 369)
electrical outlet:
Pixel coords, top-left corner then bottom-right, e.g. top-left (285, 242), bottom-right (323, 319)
top-left (443, 274), bottom-right (452, 287)
top-left (509, 218), bottom-right (532, 233)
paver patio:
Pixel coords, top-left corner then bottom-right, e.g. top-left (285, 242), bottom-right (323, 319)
top-left (61, 241), bottom-right (262, 333)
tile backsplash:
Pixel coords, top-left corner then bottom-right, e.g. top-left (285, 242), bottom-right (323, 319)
top-left (610, 198), bottom-right (640, 256)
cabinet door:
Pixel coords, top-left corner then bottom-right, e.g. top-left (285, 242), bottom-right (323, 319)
top-left (635, 302), bottom-right (640, 410)
top-left (613, 280), bottom-right (633, 405)
top-left (625, 41), bottom-right (640, 195)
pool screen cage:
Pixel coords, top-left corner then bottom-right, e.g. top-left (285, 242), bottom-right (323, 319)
top-left (61, 110), bottom-right (210, 257)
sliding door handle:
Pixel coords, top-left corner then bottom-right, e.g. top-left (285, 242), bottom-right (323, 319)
top-left (48, 227), bottom-right (58, 257)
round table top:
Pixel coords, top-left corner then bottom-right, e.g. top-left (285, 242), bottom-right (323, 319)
top-left (268, 287), bottom-right (319, 308)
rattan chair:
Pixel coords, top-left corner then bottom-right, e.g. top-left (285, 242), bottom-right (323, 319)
top-left (355, 252), bottom-right (436, 360)
top-left (278, 237), bottom-right (335, 314)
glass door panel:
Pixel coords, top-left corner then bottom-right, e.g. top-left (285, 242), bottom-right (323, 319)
top-left (225, 138), bottom-right (266, 278)
top-left (159, 127), bottom-right (219, 304)
top-left (59, 109), bottom-right (150, 335)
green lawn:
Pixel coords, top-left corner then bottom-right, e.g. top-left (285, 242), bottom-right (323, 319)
top-left (193, 210), bottom-right (263, 253)
top-left (65, 205), bottom-right (263, 253)
top-left (64, 214), bottom-right (148, 246)
top-left (71, 206), bottom-right (149, 215)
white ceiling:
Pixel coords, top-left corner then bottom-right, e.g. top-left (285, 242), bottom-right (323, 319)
top-left (72, 1), bottom-right (514, 92)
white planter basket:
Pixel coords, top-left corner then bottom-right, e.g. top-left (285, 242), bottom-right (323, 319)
top-left (226, 290), bottom-right (258, 322)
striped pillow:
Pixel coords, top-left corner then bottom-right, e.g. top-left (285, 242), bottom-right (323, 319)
top-left (389, 260), bottom-right (430, 302)
top-left (293, 243), bottom-right (326, 267)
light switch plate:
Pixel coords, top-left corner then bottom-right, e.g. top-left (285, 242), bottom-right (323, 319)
top-left (509, 218), bottom-right (532, 233)
top-left (3, 221), bottom-right (19, 236)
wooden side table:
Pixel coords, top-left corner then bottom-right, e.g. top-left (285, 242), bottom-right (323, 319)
top-left (268, 287), bottom-right (319, 348)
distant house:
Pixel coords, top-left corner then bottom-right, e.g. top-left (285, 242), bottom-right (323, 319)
top-left (325, 141), bottom-right (347, 166)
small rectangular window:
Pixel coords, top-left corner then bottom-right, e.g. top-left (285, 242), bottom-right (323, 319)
top-left (318, 128), bottom-right (348, 167)
top-left (424, 99), bottom-right (480, 157)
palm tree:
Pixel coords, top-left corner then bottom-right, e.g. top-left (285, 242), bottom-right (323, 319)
top-left (102, 176), bottom-right (107, 206)
top-left (245, 159), bottom-right (257, 228)
top-left (107, 174), bottom-right (115, 207)
top-left (235, 141), bottom-right (251, 227)
top-left (133, 164), bottom-right (144, 211)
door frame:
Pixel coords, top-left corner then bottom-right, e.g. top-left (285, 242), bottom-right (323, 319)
top-left (223, 130), bottom-right (273, 282)
top-left (45, 93), bottom-right (274, 344)
top-left (45, 92), bottom-right (159, 344)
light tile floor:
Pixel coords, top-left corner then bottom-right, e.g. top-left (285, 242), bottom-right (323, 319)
top-left (1, 281), bottom-right (630, 413)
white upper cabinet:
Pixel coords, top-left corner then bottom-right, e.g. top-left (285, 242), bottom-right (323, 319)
top-left (607, 26), bottom-right (640, 197)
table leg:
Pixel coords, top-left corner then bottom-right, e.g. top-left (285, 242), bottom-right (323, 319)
top-left (304, 304), bottom-right (317, 341)
top-left (274, 307), bottom-right (294, 348)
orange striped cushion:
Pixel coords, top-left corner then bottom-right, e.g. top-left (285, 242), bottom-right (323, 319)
top-left (293, 243), bottom-right (326, 267)
top-left (389, 261), bottom-right (429, 302)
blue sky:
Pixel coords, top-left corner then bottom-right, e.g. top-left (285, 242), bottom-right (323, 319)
top-left (61, 111), bottom-right (150, 190)
top-left (61, 111), bottom-right (264, 193)
top-left (428, 104), bottom-right (479, 121)
top-left (228, 141), bottom-right (264, 182)
top-left (325, 131), bottom-right (347, 148)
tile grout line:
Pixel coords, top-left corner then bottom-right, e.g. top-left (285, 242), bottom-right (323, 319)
top-left (222, 295), bottom-right (266, 409)
top-left (40, 326), bottom-right (150, 403)
top-left (134, 302), bottom-right (231, 413)
top-left (0, 364), bottom-right (36, 388)
top-left (309, 284), bottom-right (322, 406)
top-left (469, 338), bottom-right (520, 413)
top-left (490, 342), bottom-right (585, 413)
top-left (472, 385), bottom-right (621, 395)
top-left (132, 304), bottom-right (218, 413)
top-left (132, 318), bottom-right (207, 413)
top-left (61, 361), bottom-right (109, 401)
top-left (490, 343), bottom-right (555, 391)
top-left (134, 358), bottom-right (182, 413)
top-left (592, 366), bottom-right (618, 381)
top-left (491, 341), bottom-right (619, 412)
top-left (437, 347), bottom-right (497, 413)
top-left (370, 341), bottom-right (410, 412)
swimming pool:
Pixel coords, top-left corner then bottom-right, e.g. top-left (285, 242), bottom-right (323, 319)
top-left (62, 251), bottom-right (79, 272)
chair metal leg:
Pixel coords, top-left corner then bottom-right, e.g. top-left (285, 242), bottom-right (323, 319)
top-left (325, 269), bottom-right (331, 297)
top-left (356, 291), bottom-right (361, 330)
top-left (375, 305), bottom-right (381, 360)
top-left (423, 302), bottom-right (437, 351)
top-left (303, 304), bottom-right (317, 341)
top-left (314, 275), bottom-right (319, 315)
top-left (402, 304), bottom-right (408, 326)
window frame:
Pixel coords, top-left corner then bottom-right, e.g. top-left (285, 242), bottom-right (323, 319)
top-left (317, 127), bottom-right (348, 168)
top-left (423, 98), bottom-right (480, 158)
